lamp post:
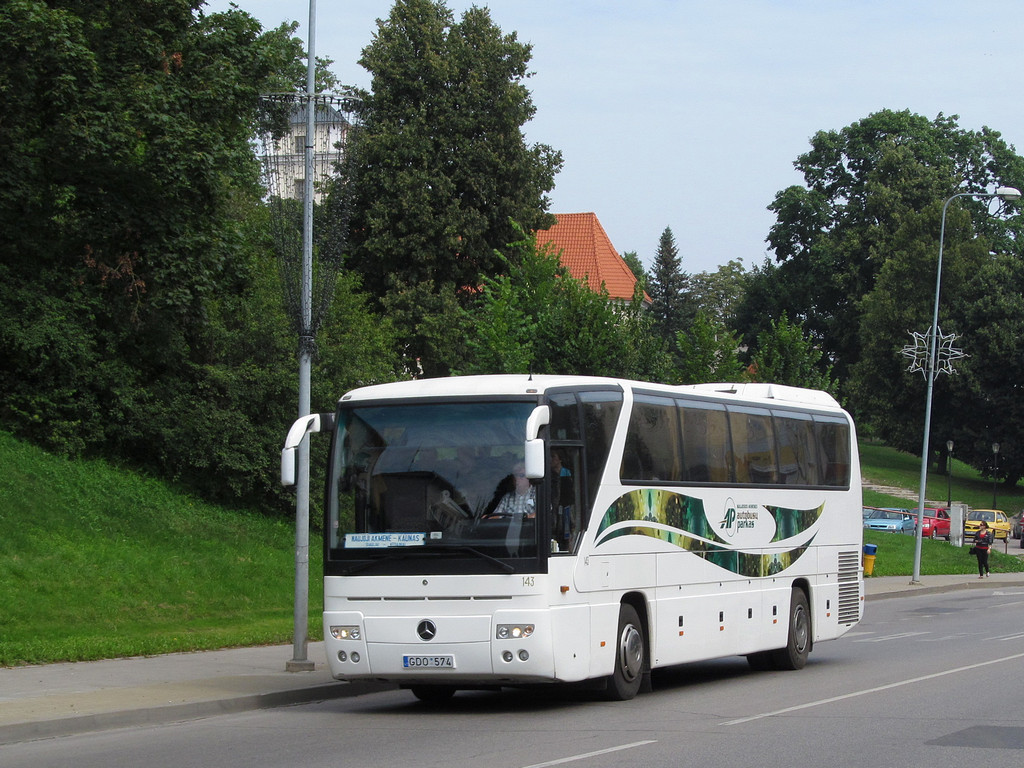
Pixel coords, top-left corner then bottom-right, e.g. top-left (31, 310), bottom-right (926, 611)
top-left (911, 186), bottom-right (1021, 584)
top-left (992, 442), bottom-right (1000, 509)
top-left (286, 0), bottom-right (319, 673)
top-left (946, 440), bottom-right (953, 509)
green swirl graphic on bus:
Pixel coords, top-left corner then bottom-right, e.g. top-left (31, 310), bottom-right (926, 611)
top-left (595, 488), bottom-right (823, 577)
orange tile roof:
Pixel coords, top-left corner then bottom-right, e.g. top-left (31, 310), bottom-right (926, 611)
top-left (536, 213), bottom-right (648, 303)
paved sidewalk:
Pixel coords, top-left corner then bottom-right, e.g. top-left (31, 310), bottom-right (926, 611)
top-left (863, 570), bottom-right (1024, 599)
top-left (0, 643), bottom-right (391, 745)
top-left (4, 573), bottom-right (1024, 745)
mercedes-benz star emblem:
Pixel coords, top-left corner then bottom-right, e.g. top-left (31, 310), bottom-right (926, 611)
top-left (416, 620), bottom-right (437, 641)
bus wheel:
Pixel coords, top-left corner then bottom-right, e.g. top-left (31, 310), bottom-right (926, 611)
top-left (410, 685), bottom-right (456, 702)
top-left (606, 603), bottom-right (645, 700)
top-left (772, 587), bottom-right (810, 670)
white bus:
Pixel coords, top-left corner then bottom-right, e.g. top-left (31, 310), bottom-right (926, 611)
top-left (282, 375), bottom-right (863, 701)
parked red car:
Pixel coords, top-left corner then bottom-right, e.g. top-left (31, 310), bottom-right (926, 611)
top-left (919, 507), bottom-right (951, 540)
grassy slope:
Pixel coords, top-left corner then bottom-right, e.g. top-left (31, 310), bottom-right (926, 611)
top-left (859, 441), bottom-right (1024, 512)
top-left (0, 431), bottom-right (321, 665)
top-left (2, 432), bottom-right (1021, 665)
top-left (859, 440), bottom-right (1024, 576)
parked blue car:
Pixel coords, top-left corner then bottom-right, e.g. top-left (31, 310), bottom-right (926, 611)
top-left (863, 508), bottom-right (915, 534)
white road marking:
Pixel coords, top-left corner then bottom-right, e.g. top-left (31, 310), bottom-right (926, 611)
top-left (853, 631), bottom-right (930, 642)
top-left (988, 632), bottom-right (1024, 642)
top-left (721, 651), bottom-right (1024, 726)
top-left (522, 740), bottom-right (658, 768)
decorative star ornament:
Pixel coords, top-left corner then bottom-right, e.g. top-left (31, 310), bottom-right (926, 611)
top-left (902, 326), bottom-right (966, 378)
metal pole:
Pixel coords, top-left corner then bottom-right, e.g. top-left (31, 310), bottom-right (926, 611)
top-left (946, 440), bottom-right (953, 509)
top-left (287, 0), bottom-right (318, 673)
top-left (910, 194), bottom-right (948, 584)
top-left (992, 443), bottom-right (1000, 509)
top-left (911, 188), bottom-right (1019, 583)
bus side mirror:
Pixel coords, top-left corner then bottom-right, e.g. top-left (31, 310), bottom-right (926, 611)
top-left (280, 413), bottom-right (334, 486)
top-left (524, 405), bottom-right (550, 479)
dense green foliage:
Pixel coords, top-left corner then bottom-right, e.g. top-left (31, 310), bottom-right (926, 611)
top-left (682, 109), bottom-right (1024, 489)
top-left (748, 313), bottom-right (838, 395)
top-left (688, 258), bottom-right (747, 327)
top-left (456, 228), bottom-right (671, 379)
top-left (673, 311), bottom-right (745, 385)
top-left (744, 109), bottom-right (1024, 485)
top-left (344, 0), bottom-right (562, 375)
top-left (7, 0), bottom-right (1024, 513)
top-left (0, 3), bottom-right (400, 513)
top-left (0, 2), bottom-right (302, 507)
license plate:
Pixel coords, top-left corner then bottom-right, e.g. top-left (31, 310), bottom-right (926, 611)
top-left (403, 654), bottom-right (455, 669)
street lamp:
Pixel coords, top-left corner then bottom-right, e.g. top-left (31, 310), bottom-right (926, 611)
top-left (946, 440), bottom-right (953, 509)
top-left (911, 185), bottom-right (1021, 584)
top-left (992, 442), bottom-right (1000, 508)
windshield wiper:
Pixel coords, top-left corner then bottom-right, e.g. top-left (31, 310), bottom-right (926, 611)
top-left (341, 551), bottom-right (406, 576)
top-left (453, 546), bottom-right (515, 573)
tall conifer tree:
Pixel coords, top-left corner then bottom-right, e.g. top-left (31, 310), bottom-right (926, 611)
top-left (647, 227), bottom-right (695, 357)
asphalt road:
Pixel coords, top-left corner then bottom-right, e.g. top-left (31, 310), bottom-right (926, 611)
top-left (4, 585), bottom-right (1024, 768)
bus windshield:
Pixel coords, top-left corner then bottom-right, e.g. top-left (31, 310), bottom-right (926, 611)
top-left (327, 400), bottom-right (543, 572)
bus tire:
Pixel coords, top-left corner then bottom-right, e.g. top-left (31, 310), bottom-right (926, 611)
top-left (772, 587), bottom-right (810, 670)
top-left (410, 685), bottom-right (456, 702)
top-left (606, 603), bottom-right (645, 701)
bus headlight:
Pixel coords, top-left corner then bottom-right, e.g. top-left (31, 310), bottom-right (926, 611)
top-left (330, 625), bottom-right (361, 640)
top-left (496, 623), bottom-right (534, 640)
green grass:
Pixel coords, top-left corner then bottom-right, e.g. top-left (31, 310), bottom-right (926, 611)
top-left (859, 440), bottom-right (1024, 577)
top-left (864, 530), bottom-right (1023, 577)
top-left (0, 431), bottom-right (322, 666)
top-left (3, 432), bottom-right (1022, 666)
top-left (859, 441), bottom-right (1024, 514)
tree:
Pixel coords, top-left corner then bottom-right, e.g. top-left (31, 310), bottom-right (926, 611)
top-left (750, 109), bottom-right (1024, 389)
top-left (0, 2), bottom-right (360, 511)
top-left (946, 253), bottom-right (1024, 486)
top-left (344, 0), bottom-right (562, 373)
top-left (689, 259), bottom-right (747, 328)
top-left (647, 227), bottom-right (695, 348)
top-left (673, 311), bottom-right (745, 385)
top-left (847, 145), bottom-right (1024, 467)
top-left (748, 313), bottom-right (838, 395)
top-left (457, 227), bottom-right (670, 380)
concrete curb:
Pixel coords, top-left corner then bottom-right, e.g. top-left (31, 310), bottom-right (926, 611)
top-left (0, 680), bottom-right (394, 746)
top-left (864, 576), bottom-right (1024, 601)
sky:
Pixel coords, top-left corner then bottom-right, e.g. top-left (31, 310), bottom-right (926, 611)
top-left (204, 0), bottom-right (1024, 274)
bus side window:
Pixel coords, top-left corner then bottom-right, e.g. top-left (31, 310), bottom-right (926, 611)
top-left (816, 416), bottom-right (852, 487)
top-left (579, 391), bottom-right (623, 508)
top-left (680, 401), bottom-right (730, 483)
top-left (548, 393), bottom-right (581, 440)
top-left (551, 446), bottom-right (584, 553)
top-left (621, 396), bottom-right (681, 482)
top-left (729, 407), bottom-right (778, 485)
top-left (773, 411), bottom-right (817, 485)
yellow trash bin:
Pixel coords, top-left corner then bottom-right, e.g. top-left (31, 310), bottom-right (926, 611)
top-left (863, 544), bottom-right (877, 576)
top-left (863, 554), bottom-right (876, 576)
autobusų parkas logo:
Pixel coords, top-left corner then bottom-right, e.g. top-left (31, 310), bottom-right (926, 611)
top-left (720, 497), bottom-right (759, 538)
